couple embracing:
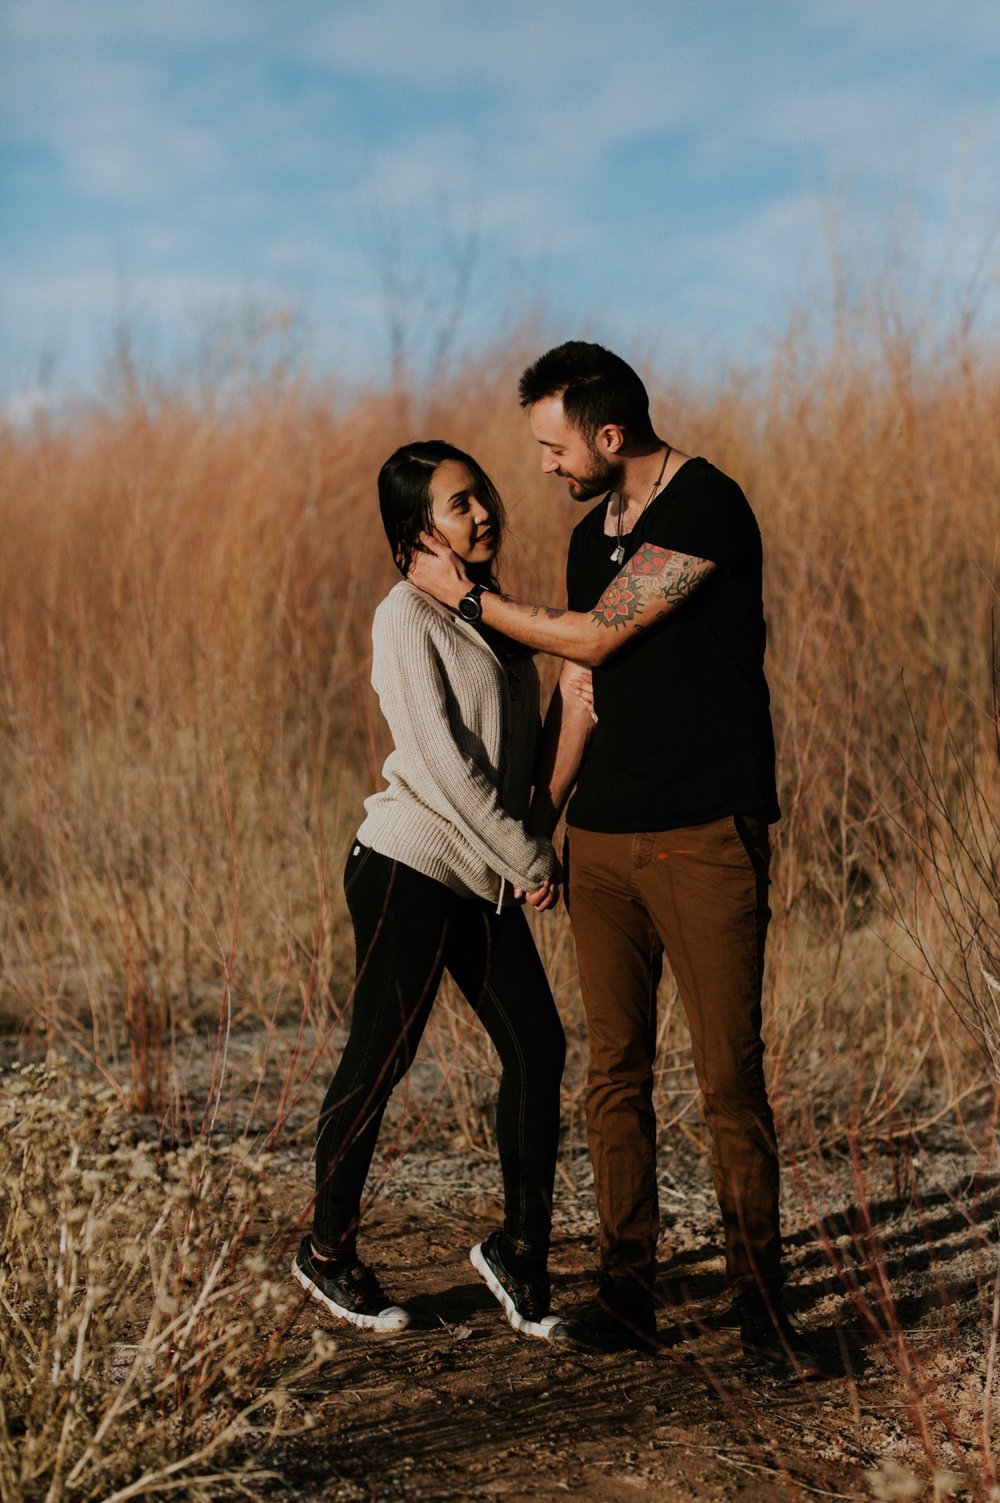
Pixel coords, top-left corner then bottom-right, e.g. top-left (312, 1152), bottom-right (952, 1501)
top-left (293, 341), bottom-right (817, 1372)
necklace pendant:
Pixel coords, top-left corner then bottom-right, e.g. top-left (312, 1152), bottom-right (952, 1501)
top-left (609, 544), bottom-right (625, 565)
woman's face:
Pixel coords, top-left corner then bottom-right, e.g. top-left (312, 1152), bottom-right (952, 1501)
top-left (427, 460), bottom-right (497, 564)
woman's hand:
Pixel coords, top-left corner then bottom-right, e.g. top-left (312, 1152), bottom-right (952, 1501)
top-left (408, 534), bottom-right (471, 608)
top-left (563, 664), bottom-right (597, 720)
top-left (518, 877), bottom-right (560, 912)
top-left (514, 853), bottom-right (562, 911)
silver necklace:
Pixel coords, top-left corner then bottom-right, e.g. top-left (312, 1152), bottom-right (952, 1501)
top-left (610, 446), bottom-right (671, 564)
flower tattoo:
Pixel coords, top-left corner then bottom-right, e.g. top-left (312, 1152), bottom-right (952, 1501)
top-left (592, 580), bottom-right (640, 627)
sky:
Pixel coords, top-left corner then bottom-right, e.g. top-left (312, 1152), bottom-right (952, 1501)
top-left (2, 0), bottom-right (999, 414)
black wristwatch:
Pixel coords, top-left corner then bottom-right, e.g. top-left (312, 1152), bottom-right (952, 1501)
top-left (457, 583), bottom-right (489, 622)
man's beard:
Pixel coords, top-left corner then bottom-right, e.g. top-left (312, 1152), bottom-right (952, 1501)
top-left (563, 450), bottom-right (623, 502)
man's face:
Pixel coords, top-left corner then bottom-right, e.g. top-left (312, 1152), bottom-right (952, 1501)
top-left (528, 396), bottom-right (622, 502)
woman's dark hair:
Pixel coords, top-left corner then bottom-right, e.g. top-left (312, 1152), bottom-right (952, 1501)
top-left (377, 439), bottom-right (505, 589)
top-left (377, 439), bottom-right (530, 660)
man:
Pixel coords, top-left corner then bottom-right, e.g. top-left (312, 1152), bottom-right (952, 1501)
top-left (410, 341), bottom-right (816, 1369)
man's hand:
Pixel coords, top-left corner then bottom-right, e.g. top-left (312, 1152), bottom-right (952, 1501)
top-left (407, 535), bottom-right (470, 607)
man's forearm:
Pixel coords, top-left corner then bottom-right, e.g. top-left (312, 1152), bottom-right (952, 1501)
top-left (408, 540), bottom-right (713, 665)
top-left (528, 666), bottom-right (594, 838)
top-left (408, 549), bottom-right (617, 664)
top-left (483, 594), bottom-right (610, 665)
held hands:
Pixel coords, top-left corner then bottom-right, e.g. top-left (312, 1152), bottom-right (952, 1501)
top-left (514, 877), bottom-right (561, 912)
top-left (408, 534), bottom-right (470, 607)
top-left (514, 854), bottom-right (563, 912)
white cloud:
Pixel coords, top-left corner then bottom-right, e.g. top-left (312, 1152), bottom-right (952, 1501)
top-left (303, 0), bottom-right (611, 94)
top-left (682, 191), bottom-right (840, 287)
top-left (0, 43), bottom-right (228, 202)
top-left (797, 0), bottom-right (1000, 57)
top-left (1, 0), bottom-right (998, 401)
top-left (2, 0), bottom-right (266, 48)
top-left (2, 386), bottom-right (52, 427)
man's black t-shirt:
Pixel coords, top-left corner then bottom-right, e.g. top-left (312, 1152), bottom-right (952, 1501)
top-left (565, 456), bottom-right (780, 833)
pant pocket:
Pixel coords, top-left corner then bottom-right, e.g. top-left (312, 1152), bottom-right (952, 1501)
top-left (343, 840), bottom-right (374, 896)
top-left (731, 813), bottom-right (771, 880)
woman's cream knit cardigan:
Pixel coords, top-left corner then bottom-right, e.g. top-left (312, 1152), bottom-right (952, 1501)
top-left (356, 581), bottom-right (556, 906)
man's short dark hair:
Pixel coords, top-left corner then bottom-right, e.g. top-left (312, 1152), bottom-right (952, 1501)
top-left (518, 340), bottom-right (654, 444)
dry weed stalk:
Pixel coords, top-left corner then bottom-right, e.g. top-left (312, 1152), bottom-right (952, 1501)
top-left (781, 1118), bottom-right (1000, 1502)
top-left (0, 1061), bottom-right (331, 1502)
top-left (877, 687), bottom-right (1000, 1097)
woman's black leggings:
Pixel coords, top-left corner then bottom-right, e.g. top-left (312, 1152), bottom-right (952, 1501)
top-left (312, 843), bottom-right (566, 1264)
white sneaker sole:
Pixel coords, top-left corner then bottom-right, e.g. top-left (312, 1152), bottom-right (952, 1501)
top-left (292, 1256), bottom-right (411, 1333)
top-left (470, 1243), bottom-right (560, 1340)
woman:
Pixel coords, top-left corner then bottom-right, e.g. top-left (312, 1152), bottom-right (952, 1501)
top-left (293, 440), bottom-right (566, 1340)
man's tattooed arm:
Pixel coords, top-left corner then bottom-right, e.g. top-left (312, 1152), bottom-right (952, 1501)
top-left (472, 545), bottom-right (714, 663)
top-left (590, 544), bottom-right (715, 632)
top-left (405, 531), bottom-right (713, 665)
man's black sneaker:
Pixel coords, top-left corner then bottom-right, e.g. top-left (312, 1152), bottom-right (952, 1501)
top-left (292, 1237), bottom-right (411, 1332)
top-left (470, 1231), bottom-right (559, 1339)
top-left (733, 1288), bottom-right (828, 1375)
top-left (549, 1274), bottom-right (657, 1353)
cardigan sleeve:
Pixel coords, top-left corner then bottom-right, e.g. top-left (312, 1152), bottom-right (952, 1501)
top-left (370, 595), bottom-right (555, 892)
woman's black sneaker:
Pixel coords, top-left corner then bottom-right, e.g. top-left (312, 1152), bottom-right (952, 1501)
top-left (549, 1275), bottom-right (657, 1353)
top-left (292, 1238), bottom-right (411, 1332)
top-left (470, 1231), bottom-right (559, 1339)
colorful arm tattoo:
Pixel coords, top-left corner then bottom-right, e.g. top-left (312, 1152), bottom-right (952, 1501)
top-left (591, 544), bottom-right (714, 630)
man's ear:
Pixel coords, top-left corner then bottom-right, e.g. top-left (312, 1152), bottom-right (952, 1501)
top-left (595, 423), bottom-right (625, 456)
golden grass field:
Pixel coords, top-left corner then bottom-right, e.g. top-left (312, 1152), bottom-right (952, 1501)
top-left (1, 311), bottom-right (998, 1501)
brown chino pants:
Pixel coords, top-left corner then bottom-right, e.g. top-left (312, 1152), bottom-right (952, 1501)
top-left (565, 814), bottom-right (781, 1295)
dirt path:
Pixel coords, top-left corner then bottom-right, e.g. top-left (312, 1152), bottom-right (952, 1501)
top-left (252, 1138), bottom-right (1000, 1502)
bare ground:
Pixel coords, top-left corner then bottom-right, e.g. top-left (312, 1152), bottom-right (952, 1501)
top-left (246, 1126), bottom-right (1000, 1503)
top-left (5, 1028), bottom-right (997, 1502)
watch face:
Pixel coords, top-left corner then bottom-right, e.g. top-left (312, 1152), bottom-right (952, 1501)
top-left (458, 586), bottom-right (484, 621)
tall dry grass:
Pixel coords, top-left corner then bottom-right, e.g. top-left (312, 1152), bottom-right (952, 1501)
top-left (0, 305), bottom-right (998, 1496)
top-left (3, 310), bottom-right (996, 1132)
